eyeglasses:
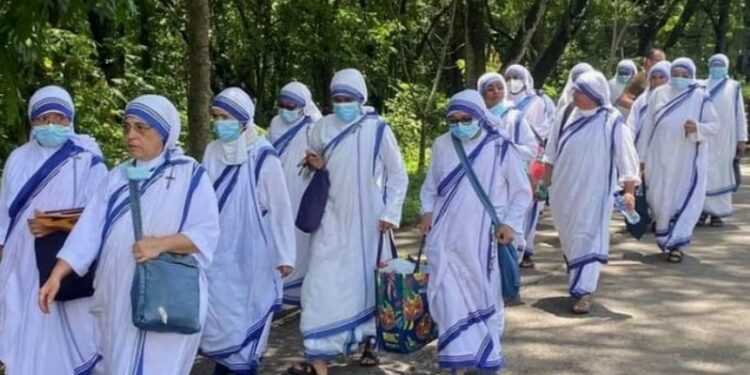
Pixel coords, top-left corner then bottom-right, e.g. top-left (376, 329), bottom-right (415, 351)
top-left (122, 122), bottom-right (153, 135)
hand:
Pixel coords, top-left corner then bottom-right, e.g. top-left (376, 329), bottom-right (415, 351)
top-left (683, 120), bottom-right (697, 135)
top-left (418, 213), bottom-right (433, 235)
top-left (378, 220), bottom-right (395, 233)
top-left (132, 236), bottom-right (164, 263)
top-left (39, 276), bottom-right (61, 314)
top-left (28, 209), bottom-right (55, 238)
top-left (305, 150), bottom-right (325, 170)
top-left (737, 142), bottom-right (746, 157)
top-left (495, 225), bottom-right (514, 245)
top-left (277, 265), bottom-right (294, 278)
top-left (622, 192), bottom-right (636, 211)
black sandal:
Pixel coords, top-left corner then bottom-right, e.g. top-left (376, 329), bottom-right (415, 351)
top-left (287, 362), bottom-right (318, 375)
top-left (520, 255), bottom-right (535, 269)
top-left (667, 249), bottom-right (683, 263)
top-left (710, 216), bottom-right (724, 227)
top-left (696, 213), bottom-right (708, 227)
top-left (359, 337), bottom-right (380, 367)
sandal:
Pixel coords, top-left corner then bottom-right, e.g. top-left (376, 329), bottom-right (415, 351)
top-left (667, 249), bottom-right (683, 263)
top-left (571, 294), bottom-right (592, 315)
top-left (710, 216), bottom-right (724, 227)
top-left (520, 255), bottom-right (535, 269)
top-left (287, 362), bottom-right (318, 375)
top-left (696, 213), bottom-right (708, 227)
top-left (359, 336), bottom-right (380, 367)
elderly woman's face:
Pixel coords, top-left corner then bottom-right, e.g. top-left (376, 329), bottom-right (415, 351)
top-left (32, 112), bottom-right (71, 127)
top-left (671, 67), bottom-right (690, 79)
top-left (211, 108), bottom-right (234, 121)
top-left (483, 82), bottom-right (505, 107)
top-left (572, 89), bottom-right (597, 110)
top-left (649, 72), bottom-right (668, 88)
top-left (123, 116), bottom-right (164, 161)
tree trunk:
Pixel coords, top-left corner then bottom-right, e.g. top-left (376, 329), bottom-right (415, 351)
top-left (502, 0), bottom-right (549, 67)
top-left (463, 0), bottom-right (486, 89)
top-left (664, 0), bottom-right (701, 50)
top-left (137, 0), bottom-right (153, 71)
top-left (530, 0), bottom-right (589, 86)
top-left (714, 0), bottom-right (731, 53)
top-left (635, 0), bottom-right (671, 57)
top-left (186, 0), bottom-right (212, 159)
top-left (442, 1), bottom-right (465, 95)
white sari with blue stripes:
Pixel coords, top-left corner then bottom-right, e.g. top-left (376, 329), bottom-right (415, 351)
top-left (300, 109), bottom-right (408, 361)
top-left (0, 139), bottom-right (107, 375)
top-left (268, 115), bottom-right (315, 306)
top-left (420, 131), bottom-right (530, 372)
top-left (200, 135), bottom-right (296, 374)
top-left (545, 107), bottom-right (639, 298)
top-left (638, 85), bottom-right (719, 250)
top-left (701, 77), bottom-right (747, 217)
top-left (57, 150), bottom-right (220, 375)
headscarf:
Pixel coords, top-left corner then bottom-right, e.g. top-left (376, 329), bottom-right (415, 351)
top-left (212, 87), bottom-right (255, 128)
top-left (615, 59), bottom-right (638, 77)
top-left (648, 61), bottom-right (671, 80)
top-left (330, 68), bottom-right (368, 103)
top-left (670, 57), bottom-right (696, 82)
top-left (210, 87), bottom-right (259, 165)
top-left (559, 63), bottom-right (594, 108)
top-left (573, 71), bottom-right (612, 108)
top-left (708, 53), bottom-right (729, 68)
top-left (504, 64), bottom-right (535, 99)
top-left (446, 89), bottom-right (502, 132)
top-left (280, 81), bottom-right (323, 121)
top-left (28, 85), bottom-right (102, 155)
top-left (124, 94), bottom-right (182, 153)
top-left (477, 72), bottom-right (505, 95)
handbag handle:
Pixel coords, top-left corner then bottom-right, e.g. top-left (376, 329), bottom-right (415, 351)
top-left (128, 180), bottom-right (144, 241)
top-left (413, 236), bottom-right (426, 273)
top-left (376, 231), bottom-right (398, 266)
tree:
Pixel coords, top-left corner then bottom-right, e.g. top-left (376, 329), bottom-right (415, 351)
top-left (185, 0), bottom-right (211, 160)
top-left (463, 0), bottom-right (486, 89)
top-left (531, 0), bottom-right (589, 86)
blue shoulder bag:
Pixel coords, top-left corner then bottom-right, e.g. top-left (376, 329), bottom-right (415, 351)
top-left (451, 136), bottom-right (521, 301)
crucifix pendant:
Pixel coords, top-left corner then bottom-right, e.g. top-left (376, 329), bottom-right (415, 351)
top-left (166, 167), bottom-right (176, 189)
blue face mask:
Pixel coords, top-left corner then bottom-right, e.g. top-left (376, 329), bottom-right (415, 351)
top-left (213, 120), bottom-right (242, 142)
top-left (279, 108), bottom-right (303, 124)
top-left (333, 102), bottom-right (361, 123)
top-left (449, 120), bottom-right (480, 140)
top-left (121, 166), bottom-right (153, 181)
top-left (709, 66), bottom-right (727, 80)
top-left (671, 77), bottom-right (691, 91)
top-left (489, 103), bottom-right (509, 117)
top-left (32, 124), bottom-right (73, 148)
top-left (616, 74), bottom-right (632, 84)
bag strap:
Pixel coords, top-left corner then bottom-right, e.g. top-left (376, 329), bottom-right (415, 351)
top-left (451, 136), bottom-right (502, 228)
top-left (413, 236), bottom-right (426, 273)
top-left (376, 231), bottom-right (398, 265)
top-left (128, 180), bottom-right (144, 241)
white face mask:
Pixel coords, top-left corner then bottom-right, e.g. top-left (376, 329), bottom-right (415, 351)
top-left (508, 79), bottom-right (525, 95)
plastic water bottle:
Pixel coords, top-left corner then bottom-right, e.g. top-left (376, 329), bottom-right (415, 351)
top-left (614, 192), bottom-right (640, 224)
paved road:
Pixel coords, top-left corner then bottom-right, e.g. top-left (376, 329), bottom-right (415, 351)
top-left (190, 162), bottom-right (750, 375)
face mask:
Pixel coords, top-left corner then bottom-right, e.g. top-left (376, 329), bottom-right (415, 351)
top-left (280, 108), bottom-right (303, 124)
top-left (333, 102), bottom-right (361, 123)
top-left (709, 66), bottom-right (727, 80)
top-left (449, 120), bottom-right (480, 140)
top-left (213, 120), bottom-right (242, 142)
top-left (616, 74), bottom-right (632, 84)
top-left (671, 77), bottom-right (691, 92)
top-left (32, 124), bottom-right (73, 148)
top-left (489, 102), bottom-right (509, 117)
top-left (507, 79), bottom-right (525, 95)
top-left (121, 165), bottom-right (153, 181)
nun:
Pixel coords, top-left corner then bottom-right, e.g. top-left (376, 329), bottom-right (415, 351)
top-left (544, 71), bottom-right (640, 314)
top-left (267, 81), bottom-right (323, 306)
top-left (200, 87), bottom-right (296, 374)
top-left (289, 68), bottom-right (408, 375)
top-left (39, 94), bottom-right (220, 374)
top-left (609, 59), bottom-right (638, 115)
top-left (699, 54), bottom-right (747, 225)
top-left (637, 57), bottom-right (720, 262)
top-left (0, 85), bottom-right (107, 374)
top-left (419, 89), bottom-right (531, 373)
